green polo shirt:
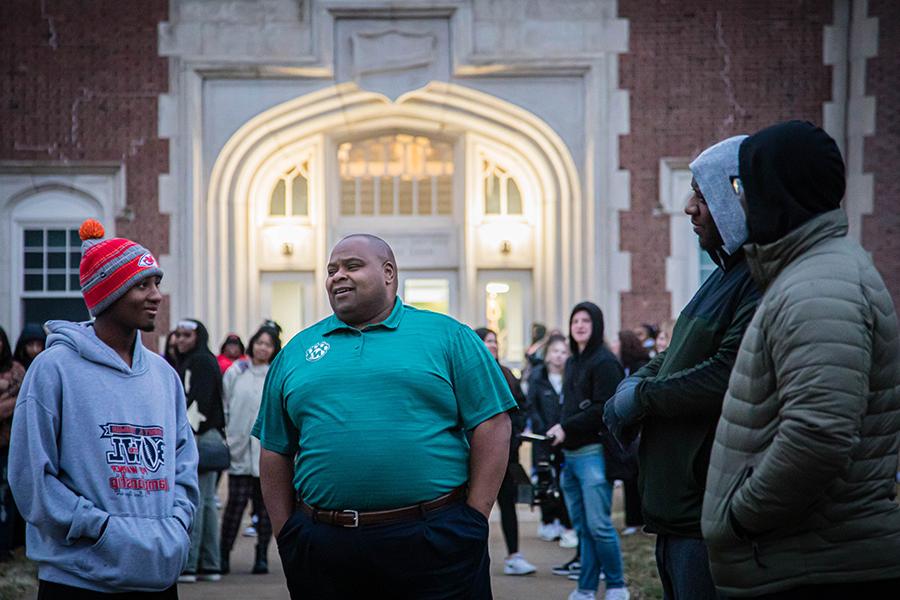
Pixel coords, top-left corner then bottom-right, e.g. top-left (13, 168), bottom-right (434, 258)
top-left (251, 297), bottom-right (515, 511)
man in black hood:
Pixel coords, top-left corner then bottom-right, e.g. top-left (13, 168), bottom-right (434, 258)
top-left (702, 121), bottom-right (900, 597)
top-left (738, 119), bottom-right (846, 245)
top-left (547, 302), bottom-right (629, 600)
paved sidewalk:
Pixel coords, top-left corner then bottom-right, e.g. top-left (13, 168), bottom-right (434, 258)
top-left (178, 506), bottom-right (584, 600)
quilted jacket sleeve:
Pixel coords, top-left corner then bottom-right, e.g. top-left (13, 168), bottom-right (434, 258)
top-left (730, 280), bottom-right (872, 536)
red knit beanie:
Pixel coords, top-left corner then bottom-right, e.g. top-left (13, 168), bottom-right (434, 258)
top-left (78, 219), bottom-right (164, 316)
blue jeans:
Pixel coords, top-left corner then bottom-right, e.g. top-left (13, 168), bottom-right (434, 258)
top-left (561, 446), bottom-right (625, 591)
top-left (655, 534), bottom-right (720, 600)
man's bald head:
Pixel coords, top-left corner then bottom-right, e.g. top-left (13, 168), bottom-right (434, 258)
top-left (338, 234), bottom-right (396, 269)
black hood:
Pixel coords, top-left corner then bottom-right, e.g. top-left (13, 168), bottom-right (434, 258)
top-left (568, 301), bottom-right (605, 358)
top-left (738, 120), bottom-right (845, 245)
top-left (13, 322), bottom-right (47, 369)
top-left (176, 318), bottom-right (213, 366)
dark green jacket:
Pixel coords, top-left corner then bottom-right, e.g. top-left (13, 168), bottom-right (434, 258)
top-left (634, 250), bottom-right (760, 537)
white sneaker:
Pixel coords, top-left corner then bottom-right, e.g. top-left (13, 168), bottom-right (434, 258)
top-left (177, 573), bottom-right (197, 583)
top-left (605, 588), bottom-right (630, 600)
top-left (242, 525), bottom-right (257, 537)
top-left (568, 590), bottom-right (595, 600)
top-left (621, 526), bottom-right (638, 536)
top-left (559, 528), bottom-right (579, 548)
top-left (503, 553), bottom-right (537, 575)
top-left (537, 522), bottom-right (560, 541)
top-left (569, 571), bottom-right (603, 581)
top-left (196, 573), bottom-right (221, 582)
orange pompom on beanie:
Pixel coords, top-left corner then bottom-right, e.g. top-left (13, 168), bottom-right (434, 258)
top-left (78, 219), bottom-right (164, 316)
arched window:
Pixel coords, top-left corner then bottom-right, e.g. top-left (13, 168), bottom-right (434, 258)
top-left (338, 133), bottom-right (454, 216)
top-left (269, 160), bottom-right (310, 217)
top-left (8, 184), bottom-right (104, 327)
top-left (482, 159), bottom-right (522, 216)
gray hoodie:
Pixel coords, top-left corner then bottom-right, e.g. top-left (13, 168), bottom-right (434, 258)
top-left (8, 321), bottom-right (199, 592)
top-left (690, 134), bottom-right (749, 255)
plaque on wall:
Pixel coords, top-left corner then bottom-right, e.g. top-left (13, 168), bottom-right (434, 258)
top-left (334, 18), bottom-right (451, 101)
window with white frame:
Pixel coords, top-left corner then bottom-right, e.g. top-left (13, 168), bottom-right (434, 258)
top-left (482, 159), bottom-right (522, 216)
top-left (660, 158), bottom-right (726, 317)
top-left (269, 160), bottom-right (310, 217)
top-left (337, 133), bottom-right (454, 217)
top-left (21, 226), bottom-right (89, 324)
top-left (23, 228), bottom-right (82, 293)
top-left (1, 168), bottom-right (119, 332)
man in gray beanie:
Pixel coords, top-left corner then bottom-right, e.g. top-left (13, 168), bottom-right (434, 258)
top-left (604, 135), bottom-right (761, 599)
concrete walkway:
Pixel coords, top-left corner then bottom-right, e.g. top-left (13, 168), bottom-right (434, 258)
top-left (178, 506), bottom-right (583, 600)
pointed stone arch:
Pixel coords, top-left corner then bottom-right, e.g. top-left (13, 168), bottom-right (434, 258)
top-left (205, 81), bottom-right (585, 339)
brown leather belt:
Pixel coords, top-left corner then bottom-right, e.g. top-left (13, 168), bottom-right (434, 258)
top-left (298, 486), bottom-right (467, 528)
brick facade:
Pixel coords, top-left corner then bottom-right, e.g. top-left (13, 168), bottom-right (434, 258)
top-left (618, 0), bottom-right (833, 329)
top-left (2, 1), bottom-right (894, 338)
top-left (863, 1), bottom-right (900, 307)
top-left (1, 0), bottom-right (171, 335)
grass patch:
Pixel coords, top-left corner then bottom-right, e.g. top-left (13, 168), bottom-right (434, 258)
top-left (619, 531), bottom-right (664, 599)
top-left (0, 549), bottom-right (37, 600)
top-left (611, 487), bottom-right (663, 600)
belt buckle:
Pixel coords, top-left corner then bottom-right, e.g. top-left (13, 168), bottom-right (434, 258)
top-left (340, 509), bottom-right (360, 528)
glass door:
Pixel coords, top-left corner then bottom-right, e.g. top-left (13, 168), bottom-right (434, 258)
top-left (259, 272), bottom-right (315, 343)
top-left (398, 270), bottom-right (458, 318)
top-left (476, 270), bottom-right (533, 368)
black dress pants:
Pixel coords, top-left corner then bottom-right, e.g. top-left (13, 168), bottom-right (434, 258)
top-left (496, 467), bottom-right (519, 555)
top-left (277, 500), bottom-right (491, 599)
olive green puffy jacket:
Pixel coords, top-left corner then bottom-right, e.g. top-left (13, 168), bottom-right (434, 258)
top-left (701, 210), bottom-right (900, 596)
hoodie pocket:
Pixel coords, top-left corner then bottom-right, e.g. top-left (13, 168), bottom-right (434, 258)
top-left (82, 515), bottom-right (190, 590)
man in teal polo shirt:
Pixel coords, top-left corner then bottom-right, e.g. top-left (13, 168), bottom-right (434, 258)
top-left (254, 234), bottom-right (515, 599)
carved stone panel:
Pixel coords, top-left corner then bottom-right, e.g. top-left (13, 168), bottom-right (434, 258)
top-left (334, 18), bottom-right (450, 100)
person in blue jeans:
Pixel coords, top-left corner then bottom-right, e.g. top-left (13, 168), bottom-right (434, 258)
top-left (547, 302), bottom-right (628, 600)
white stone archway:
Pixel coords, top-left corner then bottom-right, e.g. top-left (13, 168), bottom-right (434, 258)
top-left (204, 82), bottom-right (584, 342)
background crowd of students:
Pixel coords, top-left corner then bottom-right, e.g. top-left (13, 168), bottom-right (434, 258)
top-left (0, 309), bottom-right (672, 587)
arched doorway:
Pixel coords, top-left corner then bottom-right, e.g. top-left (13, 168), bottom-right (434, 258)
top-left (205, 82), bottom-right (582, 361)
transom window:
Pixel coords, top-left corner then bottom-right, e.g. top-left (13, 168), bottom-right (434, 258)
top-left (23, 228), bottom-right (83, 293)
top-left (338, 133), bottom-right (454, 216)
top-left (269, 160), bottom-right (310, 217)
top-left (482, 160), bottom-right (522, 216)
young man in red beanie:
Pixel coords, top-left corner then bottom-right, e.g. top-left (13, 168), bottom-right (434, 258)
top-left (9, 219), bottom-right (199, 598)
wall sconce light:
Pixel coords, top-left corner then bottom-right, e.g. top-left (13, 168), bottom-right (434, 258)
top-left (499, 240), bottom-right (512, 255)
top-left (282, 242), bottom-right (294, 256)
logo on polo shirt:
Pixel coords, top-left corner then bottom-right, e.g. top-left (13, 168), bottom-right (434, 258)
top-left (305, 341), bottom-right (330, 362)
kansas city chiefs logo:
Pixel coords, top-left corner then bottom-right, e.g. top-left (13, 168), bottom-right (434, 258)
top-left (138, 253), bottom-right (157, 267)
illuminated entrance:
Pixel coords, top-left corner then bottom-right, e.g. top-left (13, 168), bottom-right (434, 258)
top-left (205, 82), bottom-right (582, 365)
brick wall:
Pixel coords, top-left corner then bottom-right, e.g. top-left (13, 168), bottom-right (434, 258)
top-left (0, 0), bottom-right (171, 336)
top-left (863, 1), bottom-right (900, 308)
top-left (618, 0), bottom-right (833, 330)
